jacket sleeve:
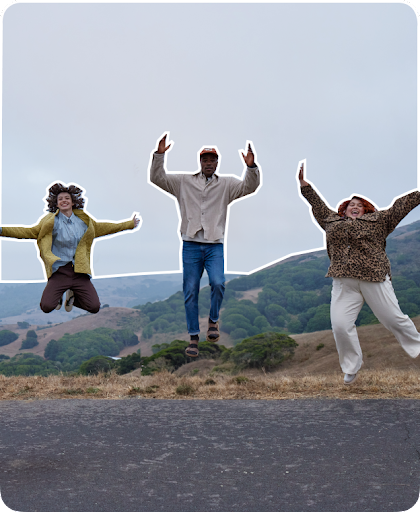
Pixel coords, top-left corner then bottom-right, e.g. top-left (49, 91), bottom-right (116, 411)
top-left (93, 219), bottom-right (135, 238)
top-left (0, 219), bottom-right (43, 239)
top-left (382, 191), bottom-right (420, 234)
top-left (300, 185), bottom-right (334, 230)
top-left (149, 152), bottom-right (182, 197)
top-left (228, 166), bottom-right (260, 202)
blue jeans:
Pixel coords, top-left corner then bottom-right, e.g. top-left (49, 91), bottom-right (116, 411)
top-left (182, 241), bottom-right (225, 335)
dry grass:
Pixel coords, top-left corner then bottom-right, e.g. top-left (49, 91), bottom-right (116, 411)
top-left (1, 368), bottom-right (420, 401)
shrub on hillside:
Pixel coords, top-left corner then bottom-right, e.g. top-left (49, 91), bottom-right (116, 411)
top-left (228, 332), bottom-right (298, 370)
top-left (20, 330), bottom-right (39, 350)
top-left (79, 355), bottom-right (115, 375)
top-left (141, 339), bottom-right (228, 375)
top-left (0, 353), bottom-right (60, 376)
top-left (44, 328), bottom-right (121, 371)
top-left (115, 352), bottom-right (142, 375)
top-left (17, 321), bottom-right (30, 329)
top-left (0, 330), bottom-right (18, 347)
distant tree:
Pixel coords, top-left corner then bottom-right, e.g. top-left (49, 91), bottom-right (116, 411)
top-left (231, 328), bottom-right (248, 341)
top-left (17, 321), bottom-right (30, 329)
top-left (287, 319), bottom-right (304, 334)
top-left (0, 330), bottom-right (18, 347)
top-left (152, 343), bottom-right (169, 354)
top-left (112, 329), bottom-right (138, 348)
top-left (305, 304), bottom-right (331, 332)
top-left (253, 315), bottom-right (271, 332)
top-left (0, 354), bottom-right (10, 360)
top-left (20, 330), bottom-right (39, 350)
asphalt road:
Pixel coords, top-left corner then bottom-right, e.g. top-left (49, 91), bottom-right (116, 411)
top-left (0, 399), bottom-right (420, 512)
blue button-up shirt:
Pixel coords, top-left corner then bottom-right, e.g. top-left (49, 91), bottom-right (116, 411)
top-left (51, 212), bottom-right (88, 273)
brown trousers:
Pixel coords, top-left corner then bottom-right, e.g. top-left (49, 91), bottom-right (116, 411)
top-left (40, 262), bottom-right (101, 314)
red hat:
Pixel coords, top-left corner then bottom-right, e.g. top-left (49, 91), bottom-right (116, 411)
top-left (200, 147), bottom-right (218, 158)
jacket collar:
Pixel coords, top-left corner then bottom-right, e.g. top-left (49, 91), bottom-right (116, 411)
top-left (326, 211), bottom-right (381, 223)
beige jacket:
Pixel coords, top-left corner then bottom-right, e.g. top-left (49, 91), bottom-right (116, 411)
top-left (150, 153), bottom-right (260, 241)
top-left (1, 210), bottom-right (135, 278)
top-left (301, 184), bottom-right (420, 282)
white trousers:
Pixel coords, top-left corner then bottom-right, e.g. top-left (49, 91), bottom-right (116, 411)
top-left (330, 276), bottom-right (420, 374)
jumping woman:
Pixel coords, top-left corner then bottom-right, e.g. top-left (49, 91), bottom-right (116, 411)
top-left (0, 183), bottom-right (140, 314)
top-left (299, 163), bottom-right (420, 385)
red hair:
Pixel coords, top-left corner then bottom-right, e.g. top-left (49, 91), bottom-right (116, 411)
top-left (338, 196), bottom-right (376, 218)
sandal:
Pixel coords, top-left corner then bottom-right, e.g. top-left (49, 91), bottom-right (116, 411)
top-left (185, 343), bottom-right (199, 358)
top-left (65, 290), bottom-right (75, 312)
top-left (55, 298), bottom-right (63, 311)
top-left (207, 320), bottom-right (220, 342)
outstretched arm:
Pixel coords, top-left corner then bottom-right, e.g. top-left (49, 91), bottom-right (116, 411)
top-left (382, 191), bottom-right (420, 234)
top-left (229, 144), bottom-right (261, 201)
top-left (0, 219), bottom-right (44, 239)
top-left (149, 134), bottom-right (181, 197)
top-left (94, 216), bottom-right (138, 238)
top-left (298, 162), bottom-right (334, 230)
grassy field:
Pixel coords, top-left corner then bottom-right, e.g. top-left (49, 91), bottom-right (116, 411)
top-left (1, 367), bottom-right (420, 401)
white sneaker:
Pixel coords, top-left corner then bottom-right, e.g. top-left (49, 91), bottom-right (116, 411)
top-left (65, 290), bottom-right (75, 312)
top-left (55, 298), bottom-right (63, 311)
top-left (344, 373), bottom-right (359, 385)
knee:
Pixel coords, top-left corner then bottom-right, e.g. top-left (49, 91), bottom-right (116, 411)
top-left (88, 301), bottom-right (101, 314)
top-left (40, 301), bottom-right (55, 314)
top-left (210, 279), bottom-right (225, 294)
top-left (331, 318), bottom-right (355, 338)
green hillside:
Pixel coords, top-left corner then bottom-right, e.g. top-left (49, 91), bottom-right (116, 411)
top-left (136, 220), bottom-right (420, 339)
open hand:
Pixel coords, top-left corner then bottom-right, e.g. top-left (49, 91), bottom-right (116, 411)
top-left (157, 134), bottom-right (171, 154)
top-left (298, 163), bottom-right (308, 187)
top-left (241, 144), bottom-right (255, 167)
top-left (133, 215), bottom-right (140, 228)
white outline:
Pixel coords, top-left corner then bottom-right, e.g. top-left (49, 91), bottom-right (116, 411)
top-left (0, 181), bottom-right (142, 283)
top-left (0, 2), bottom-right (418, 285)
top-left (147, 132), bottom-right (263, 275)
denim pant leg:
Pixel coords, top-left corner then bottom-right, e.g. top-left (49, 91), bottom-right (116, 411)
top-left (182, 242), bottom-right (205, 335)
top-left (204, 243), bottom-right (225, 323)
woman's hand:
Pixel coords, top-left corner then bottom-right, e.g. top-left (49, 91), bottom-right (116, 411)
top-left (298, 163), bottom-right (309, 187)
top-left (133, 215), bottom-right (140, 228)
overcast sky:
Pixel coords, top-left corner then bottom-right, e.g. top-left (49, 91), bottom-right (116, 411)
top-left (1, 2), bottom-right (418, 281)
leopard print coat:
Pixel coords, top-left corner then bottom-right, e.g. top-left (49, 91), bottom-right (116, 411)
top-left (301, 185), bottom-right (420, 282)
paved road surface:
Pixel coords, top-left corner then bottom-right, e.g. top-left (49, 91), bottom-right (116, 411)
top-left (0, 399), bottom-right (420, 512)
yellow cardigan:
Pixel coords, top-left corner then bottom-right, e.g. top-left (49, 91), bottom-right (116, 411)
top-left (1, 209), bottom-right (135, 278)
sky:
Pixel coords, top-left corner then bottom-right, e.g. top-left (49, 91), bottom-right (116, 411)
top-left (0, 2), bottom-right (418, 281)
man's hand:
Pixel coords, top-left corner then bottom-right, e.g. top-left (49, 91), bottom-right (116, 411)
top-left (157, 135), bottom-right (171, 154)
top-left (298, 163), bottom-right (309, 187)
top-left (241, 144), bottom-right (255, 167)
top-left (133, 215), bottom-right (140, 228)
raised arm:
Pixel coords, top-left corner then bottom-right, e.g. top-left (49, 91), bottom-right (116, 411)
top-left (149, 134), bottom-right (182, 197)
top-left (298, 163), bottom-right (334, 230)
top-left (382, 190), bottom-right (420, 234)
top-left (229, 144), bottom-right (261, 201)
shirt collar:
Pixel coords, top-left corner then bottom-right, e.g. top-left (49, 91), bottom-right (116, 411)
top-left (58, 211), bottom-right (75, 222)
top-left (193, 171), bottom-right (218, 181)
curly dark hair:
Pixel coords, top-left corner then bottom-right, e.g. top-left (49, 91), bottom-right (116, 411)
top-left (46, 183), bottom-right (85, 213)
top-left (338, 196), bottom-right (376, 217)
